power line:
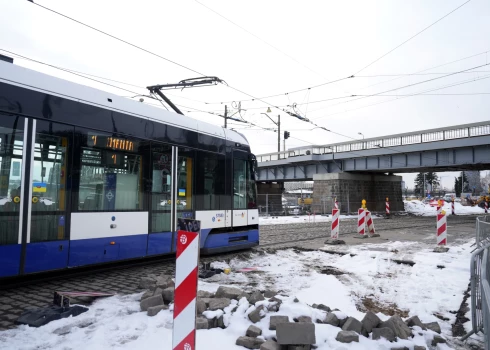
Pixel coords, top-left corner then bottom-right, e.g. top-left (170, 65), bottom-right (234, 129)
top-left (29, 1), bottom-right (207, 77)
top-left (353, 0), bottom-right (472, 75)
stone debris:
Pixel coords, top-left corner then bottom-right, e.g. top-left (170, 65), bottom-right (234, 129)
top-left (236, 336), bottom-right (265, 349)
top-left (405, 316), bottom-right (426, 330)
top-left (215, 286), bottom-right (244, 300)
top-left (324, 239), bottom-right (346, 245)
top-left (335, 330), bottom-right (359, 343)
top-left (196, 299), bottom-right (207, 314)
top-left (197, 290), bottom-right (214, 298)
top-left (433, 246), bottom-right (449, 253)
top-left (155, 275), bottom-right (174, 289)
top-left (260, 340), bottom-right (281, 350)
top-left (431, 335), bottom-right (446, 346)
top-left (246, 325), bottom-right (262, 337)
top-left (264, 290), bottom-right (277, 298)
top-left (414, 346), bottom-right (427, 350)
top-left (296, 316), bottom-right (312, 323)
top-left (341, 317), bottom-right (362, 334)
top-left (140, 290), bottom-right (154, 301)
top-left (147, 304), bottom-right (167, 317)
top-left (276, 322), bottom-right (316, 345)
top-left (324, 313), bottom-right (340, 327)
top-left (361, 311), bottom-right (381, 333)
top-left (196, 316), bottom-right (209, 330)
top-left (140, 294), bottom-right (164, 312)
top-left (313, 304), bottom-right (331, 312)
top-left (379, 315), bottom-right (413, 340)
top-left (423, 321), bottom-right (441, 334)
top-left (162, 286), bottom-right (174, 304)
top-left (248, 291), bottom-right (266, 305)
top-left (138, 276), bottom-right (156, 289)
top-left (390, 347), bottom-right (409, 350)
top-left (372, 327), bottom-right (396, 342)
top-left (208, 298), bottom-right (231, 311)
top-left (270, 315), bottom-right (290, 330)
top-left (217, 315), bottom-right (226, 329)
top-left (248, 305), bottom-right (266, 323)
top-left (267, 297), bottom-right (282, 312)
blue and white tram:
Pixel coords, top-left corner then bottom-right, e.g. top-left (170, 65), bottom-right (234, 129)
top-left (0, 59), bottom-right (259, 278)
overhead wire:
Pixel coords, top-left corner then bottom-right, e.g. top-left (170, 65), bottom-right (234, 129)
top-left (353, 0), bottom-right (473, 75)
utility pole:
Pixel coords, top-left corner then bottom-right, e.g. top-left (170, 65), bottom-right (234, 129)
top-left (224, 105), bottom-right (228, 128)
top-left (277, 114), bottom-right (281, 153)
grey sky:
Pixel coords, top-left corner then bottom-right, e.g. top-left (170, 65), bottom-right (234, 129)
top-left (1, 0), bottom-right (489, 190)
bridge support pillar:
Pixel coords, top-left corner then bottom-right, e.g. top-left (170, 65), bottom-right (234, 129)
top-left (312, 173), bottom-right (403, 214)
top-left (257, 182), bottom-right (284, 216)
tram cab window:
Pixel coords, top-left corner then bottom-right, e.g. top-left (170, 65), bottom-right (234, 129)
top-left (78, 133), bottom-right (142, 211)
top-left (233, 155), bottom-right (257, 210)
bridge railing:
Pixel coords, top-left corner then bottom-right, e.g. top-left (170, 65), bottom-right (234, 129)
top-left (256, 122), bottom-right (490, 163)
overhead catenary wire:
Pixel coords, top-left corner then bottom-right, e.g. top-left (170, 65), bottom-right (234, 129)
top-left (353, 0), bottom-right (473, 75)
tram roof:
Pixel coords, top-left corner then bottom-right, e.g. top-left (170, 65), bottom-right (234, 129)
top-left (0, 60), bottom-right (249, 146)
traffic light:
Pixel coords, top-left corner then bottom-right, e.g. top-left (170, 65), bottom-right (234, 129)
top-left (284, 131), bottom-right (290, 139)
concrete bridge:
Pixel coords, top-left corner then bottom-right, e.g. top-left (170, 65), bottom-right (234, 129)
top-left (255, 121), bottom-right (490, 214)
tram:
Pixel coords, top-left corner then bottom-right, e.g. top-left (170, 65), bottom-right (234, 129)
top-left (0, 59), bottom-right (259, 278)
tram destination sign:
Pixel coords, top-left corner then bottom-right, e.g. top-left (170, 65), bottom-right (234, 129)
top-left (88, 134), bottom-right (138, 152)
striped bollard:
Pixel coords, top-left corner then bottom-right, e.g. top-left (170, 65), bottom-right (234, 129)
top-left (331, 208), bottom-right (340, 239)
top-left (451, 199), bottom-right (455, 215)
top-left (385, 197), bottom-right (390, 217)
top-left (485, 201), bottom-right (488, 214)
top-left (366, 210), bottom-right (375, 235)
top-left (334, 198), bottom-right (339, 210)
top-left (173, 219), bottom-right (201, 350)
top-left (437, 212), bottom-right (447, 245)
top-left (357, 208), bottom-right (366, 236)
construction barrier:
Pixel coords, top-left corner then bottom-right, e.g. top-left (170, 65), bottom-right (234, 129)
top-left (365, 210), bottom-right (375, 235)
top-left (334, 198), bottom-right (339, 210)
top-left (485, 202), bottom-right (488, 214)
top-left (385, 197), bottom-right (390, 217)
top-left (452, 199), bottom-right (455, 215)
top-left (437, 212), bottom-right (447, 246)
top-left (173, 219), bottom-right (201, 350)
top-left (331, 208), bottom-right (339, 239)
top-left (357, 208), bottom-right (366, 236)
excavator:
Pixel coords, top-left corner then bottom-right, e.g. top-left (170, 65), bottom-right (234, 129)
top-left (467, 195), bottom-right (490, 208)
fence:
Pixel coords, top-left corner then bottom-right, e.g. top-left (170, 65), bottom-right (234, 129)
top-left (257, 194), bottom-right (335, 217)
top-left (463, 215), bottom-right (490, 348)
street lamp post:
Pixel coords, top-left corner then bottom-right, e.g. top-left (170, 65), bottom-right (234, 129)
top-left (261, 109), bottom-right (280, 153)
top-left (358, 132), bottom-right (364, 139)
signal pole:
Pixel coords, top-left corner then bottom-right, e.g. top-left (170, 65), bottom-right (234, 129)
top-left (224, 105), bottom-right (227, 128)
top-left (277, 114), bottom-right (281, 152)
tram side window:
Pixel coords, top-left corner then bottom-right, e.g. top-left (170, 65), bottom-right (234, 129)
top-left (150, 147), bottom-right (172, 233)
top-left (78, 133), bottom-right (142, 211)
top-left (0, 122), bottom-right (24, 246)
top-left (195, 152), bottom-right (225, 210)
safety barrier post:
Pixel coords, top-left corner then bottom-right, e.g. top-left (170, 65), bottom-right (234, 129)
top-left (366, 210), bottom-right (377, 236)
top-left (334, 197), bottom-right (339, 210)
top-left (485, 201), bottom-right (488, 214)
top-left (331, 208), bottom-right (339, 239)
top-left (173, 218), bottom-right (200, 350)
top-left (437, 211), bottom-right (447, 246)
top-left (385, 197), bottom-right (390, 218)
top-left (436, 199), bottom-right (443, 215)
top-left (452, 198), bottom-right (455, 215)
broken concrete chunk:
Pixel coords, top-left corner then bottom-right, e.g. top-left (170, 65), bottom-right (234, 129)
top-left (197, 290), bottom-right (215, 298)
top-left (372, 327), bottom-right (395, 342)
top-left (248, 305), bottom-right (266, 323)
top-left (361, 311), bottom-right (381, 333)
top-left (140, 294), bottom-right (164, 312)
top-left (296, 316), bottom-right (312, 323)
top-left (208, 298), bottom-right (231, 311)
top-left (341, 317), bottom-right (362, 334)
top-left (423, 321), bottom-right (441, 334)
top-left (138, 276), bottom-right (156, 289)
top-left (248, 291), bottom-right (266, 305)
top-left (379, 315), bottom-right (412, 340)
top-left (246, 325), bottom-right (262, 337)
top-left (140, 290), bottom-right (154, 301)
top-left (162, 287), bottom-right (174, 304)
top-left (196, 299), bottom-right (207, 314)
top-left (196, 316), bottom-right (209, 330)
top-left (324, 313), bottom-right (340, 327)
top-left (264, 290), bottom-right (277, 298)
top-left (431, 335), bottom-right (446, 346)
top-left (276, 322), bottom-right (316, 345)
top-left (260, 340), bottom-right (281, 350)
top-left (335, 330), bottom-right (359, 343)
top-left (405, 315), bottom-right (426, 330)
top-left (147, 304), bottom-right (167, 317)
top-left (269, 315), bottom-right (289, 330)
top-left (236, 336), bottom-right (265, 349)
top-left (215, 286), bottom-right (243, 300)
top-left (314, 304), bottom-right (331, 312)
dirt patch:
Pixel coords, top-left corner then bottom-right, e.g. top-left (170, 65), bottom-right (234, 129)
top-left (452, 283), bottom-right (471, 337)
top-left (320, 267), bottom-right (345, 276)
top-left (358, 297), bottom-right (409, 317)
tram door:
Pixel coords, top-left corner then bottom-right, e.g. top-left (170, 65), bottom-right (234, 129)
top-left (23, 121), bottom-right (71, 274)
top-left (0, 115), bottom-right (25, 277)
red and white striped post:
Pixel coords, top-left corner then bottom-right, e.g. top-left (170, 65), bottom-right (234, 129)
top-left (451, 198), bottom-right (455, 215)
top-left (385, 197), bottom-right (390, 217)
top-left (366, 210), bottom-right (375, 235)
top-left (331, 208), bottom-right (340, 239)
top-left (358, 208), bottom-right (366, 236)
top-left (173, 219), bottom-right (201, 350)
top-left (485, 201), bottom-right (488, 214)
top-left (334, 198), bottom-right (339, 210)
top-left (436, 199), bottom-right (443, 215)
top-left (437, 211), bottom-right (447, 246)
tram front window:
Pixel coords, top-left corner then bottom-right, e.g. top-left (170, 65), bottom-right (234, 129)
top-left (79, 134), bottom-right (142, 211)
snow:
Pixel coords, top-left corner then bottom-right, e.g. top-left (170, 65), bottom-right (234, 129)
top-left (259, 214), bottom-right (380, 225)
top-left (404, 199), bottom-right (485, 216)
top-left (0, 238), bottom-right (474, 349)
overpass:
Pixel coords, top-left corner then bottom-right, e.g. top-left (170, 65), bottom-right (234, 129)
top-left (255, 121), bottom-right (490, 214)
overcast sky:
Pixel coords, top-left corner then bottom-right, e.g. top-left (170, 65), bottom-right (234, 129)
top-left (1, 0), bottom-right (489, 190)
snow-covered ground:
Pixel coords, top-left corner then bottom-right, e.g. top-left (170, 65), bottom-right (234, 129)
top-left (404, 200), bottom-right (485, 216)
top-left (0, 238), bottom-right (475, 349)
top-left (259, 213), bottom-right (382, 225)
